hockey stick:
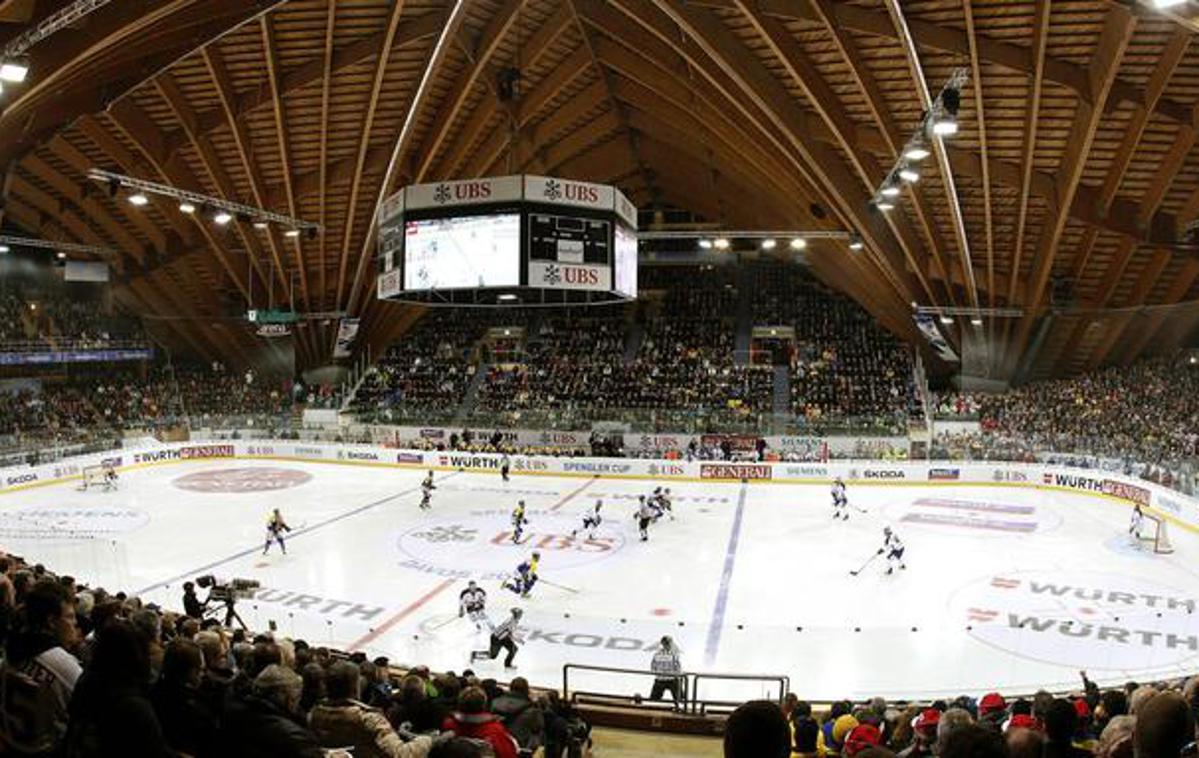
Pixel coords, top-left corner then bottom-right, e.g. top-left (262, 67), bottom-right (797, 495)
top-left (849, 551), bottom-right (882, 576)
top-left (430, 615), bottom-right (460, 631)
top-left (539, 578), bottom-right (580, 594)
top-left (848, 502), bottom-right (868, 514)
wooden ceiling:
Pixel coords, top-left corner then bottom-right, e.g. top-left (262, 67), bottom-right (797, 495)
top-left (3, 0), bottom-right (1199, 379)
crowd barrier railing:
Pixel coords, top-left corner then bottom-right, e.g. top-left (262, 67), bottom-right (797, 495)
top-left (562, 662), bottom-right (789, 717)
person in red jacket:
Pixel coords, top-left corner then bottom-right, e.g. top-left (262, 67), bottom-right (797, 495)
top-left (442, 686), bottom-right (519, 758)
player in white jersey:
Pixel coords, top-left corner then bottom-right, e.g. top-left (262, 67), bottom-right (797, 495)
top-left (1129, 503), bottom-right (1145, 542)
top-left (658, 488), bottom-right (675, 521)
top-left (636, 495), bottom-right (656, 542)
top-left (880, 526), bottom-right (906, 574)
top-left (470, 607), bottom-right (522, 669)
top-left (571, 500), bottom-right (603, 539)
top-left (458, 580), bottom-right (489, 631)
top-left (511, 500), bottom-right (529, 544)
top-left (420, 471), bottom-right (435, 510)
top-left (831, 477), bottom-right (848, 520)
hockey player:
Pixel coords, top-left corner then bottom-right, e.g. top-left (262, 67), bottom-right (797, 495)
top-left (470, 607), bottom-right (522, 669)
top-left (500, 454), bottom-right (511, 482)
top-left (831, 477), bottom-right (848, 521)
top-left (571, 500), bottom-right (603, 540)
top-left (459, 580), bottom-right (489, 631)
top-left (879, 526), bottom-right (906, 574)
top-left (103, 467), bottom-right (119, 490)
top-left (420, 471), bottom-right (435, 510)
top-left (502, 552), bottom-right (540, 598)
top-left (510, 500), bottom-right (529, 544)
top-left (659, 488), bottom-right (675, 521)
top-left (636, 495), bottom-right (656, 542)
top-left (1129, 503), bottom-right (1145, 542)
top-left (263, 508), bottom-right (292, 555)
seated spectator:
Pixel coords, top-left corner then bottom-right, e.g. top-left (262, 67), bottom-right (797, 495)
top-left (442, 686), bottom-right (518, 758)
top-left (723, 700), bottom-right (790, 758)
top-left (489, 677), bottom-right (544, 753)
top-left (1043, 698), bottom-right (1090, 758)
top-left (309, 660), bottom-right (436, 758)
top-left (64, 618), bottom-right (175, 757)
top-left (1134, 691), bottom-right (1194, 758)
top-left (939, 724), bottom-right (1005, 758)
top-left (220, 663), bottom-right (324, 757)
top-left (6, 578), bottom-right (82, 749)
top-left (152, 637), bottom-right (219, 757)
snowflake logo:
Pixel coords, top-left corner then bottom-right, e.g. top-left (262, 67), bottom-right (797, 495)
top-left (543, 179), bottom-right (562, 201)
top-left (434, 183), bottom-right (452, 204)
top-left (543, 264), bottom-right (562, 285)
top-left (411, 525), bottom-right (478, 543)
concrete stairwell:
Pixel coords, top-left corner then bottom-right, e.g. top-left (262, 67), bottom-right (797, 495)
top-left (772, 365), bottom-right (791, 416)
top-left (734, 266), bottom-right (755, 366)
top-left (453, 363), bottom-right (490, 425)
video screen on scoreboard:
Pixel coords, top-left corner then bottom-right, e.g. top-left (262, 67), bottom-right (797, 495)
top-left (614, 224), bottom-right (638, 298)
top-left (528, 213), bottom-right (611, 264)
top-left (403, 213), bottom-right (521, 290)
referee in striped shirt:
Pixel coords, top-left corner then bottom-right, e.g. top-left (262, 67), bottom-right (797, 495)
top-left (471, 607), bottom-right (523, 669)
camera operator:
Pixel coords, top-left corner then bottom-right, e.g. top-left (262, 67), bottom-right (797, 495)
top-left (182, 581), bottom-right (206, 620)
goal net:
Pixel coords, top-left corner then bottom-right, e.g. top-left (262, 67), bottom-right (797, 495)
top-left (78, 464), bottom-right (116, 492)
top-left (1138, 512), bottom-right (1174, 554)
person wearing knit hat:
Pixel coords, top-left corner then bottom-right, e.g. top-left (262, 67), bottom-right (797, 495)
top-left (1005, 714), bottom-right (1041, 732)
top-left (978, 692), bottom-right (1007, 732)
top-left (844, 724), bottom-right (882, 757)
top-left (898, 710), bottom-right (939, 758)
top-left (832, 714), bottom-right (861, 749)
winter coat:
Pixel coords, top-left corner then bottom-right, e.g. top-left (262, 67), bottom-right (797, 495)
top-left (442, 711), bottom-right (519, 758)
top-left (308, 698), bottom-right (433, 758)
top-left (218, 693), bottom-right (324, 758)
top-left (490, 692), bottom-right (544, 750)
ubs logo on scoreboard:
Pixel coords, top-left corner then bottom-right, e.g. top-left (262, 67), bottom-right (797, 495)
top-left (529, 261), bottom-right (610, 291)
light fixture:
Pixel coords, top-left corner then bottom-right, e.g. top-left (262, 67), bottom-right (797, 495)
top-left (699, 239), bottom-right (713, 250)
top-left (213, 211), bottom-right (233, 225)
top-left (848, 235), bottom-right (864, 251)
top-left (1153, 0), bottom-right (1186, 7)
top-left (904, 144), bottom-right (930, 162)
top-left (876, 201), bottom-right (895, 212)
top-left (761, 238), bottom-right (777, 250)
top-left (253, 221), bottom-right (269, 230)
top-left (0, 245), bottom-right (8, 253)
top-left (933, 87), bottom-right (960, 136)
top-left (55, 252), bottom-right (66, 260)
top-left (790, 238), bottom-right (807, 250)
top-left (970, 317), bottom-right (983, 326)
top-left (880, 184), bottom-right (901, 197)
top-left (713, 238), bottom-right (730, 250)
top-left (497, 294), bottom-right (519, 302)
top-left (940, 315), bottom-right (953, 325)
top-left (128, 193), bottom-right (148, 207)
top-left (178, 201), bottom-right (196, 214)
top-left (0, 60), bottom-right (29, 83)
top-left (899, 167), bottom-right (920, 183)
top-left (284, 229), bottom-right (301, 238)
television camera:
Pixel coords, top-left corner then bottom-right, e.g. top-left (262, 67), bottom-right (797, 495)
top-left (194, 575), bottom-right (260, 630)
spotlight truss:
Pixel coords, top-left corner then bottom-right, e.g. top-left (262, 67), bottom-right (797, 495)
top-left (0, 234), bottom-right (115, 259)
top-left (86, 168), bottom-right (321, 233)
top-left (871, 67), bottom-right (970, 211)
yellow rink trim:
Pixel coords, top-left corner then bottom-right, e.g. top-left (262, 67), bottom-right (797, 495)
top-left (1, 451), bottom-right (1192, 537)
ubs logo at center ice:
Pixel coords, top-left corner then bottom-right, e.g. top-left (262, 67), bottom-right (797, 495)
top-left (396, 511), bottom-right (624, 579)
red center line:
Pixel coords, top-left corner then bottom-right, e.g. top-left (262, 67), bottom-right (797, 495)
top-left (547, 476), bottom-right (597, 512)
top-left (349, 577), bottom-right (456, 651)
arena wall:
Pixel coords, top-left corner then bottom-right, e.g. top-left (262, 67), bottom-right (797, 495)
top-left (0, 440), bottom-right (1194, 533)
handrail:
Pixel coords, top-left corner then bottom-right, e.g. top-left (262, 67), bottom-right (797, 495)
top-left (562, 662), bottom-right (788, 716)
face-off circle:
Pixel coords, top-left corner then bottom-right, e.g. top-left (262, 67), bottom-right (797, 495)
top-left (0, 507), bottom-right (149, 539)
top-left (397, 512), bottom-right (625, 579)
top-left (173, 467), bottom-right (313, 493)
top-left (949, 570), bottom-right (1199, 670)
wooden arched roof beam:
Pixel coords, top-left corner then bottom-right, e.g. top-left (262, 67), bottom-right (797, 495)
top-left (317, 0), bottom-right (335, 318)
top-left (201, 46), bottom-right (294, 303)
top-left (159, 12), bottom-right (446, 166)
top-left (429, 4), bottom-right (574, 180)
top-left (95, 103), bottom-right (259, 302)
top-left (609, 0), bottom-right (929, 312)
top-left (410, 0), bottom-right (528, 182)
top-left (960, 0), bottom-right (993, 310)
top-left (0, 0), bottom-right (285, 172)
top-left (737, 1), bottom-right (957, 309)
top-left (331, 0), bottom-right (410, 315)
top-left (0, 1), bottom-right (35, 24)
top-left (695, 0), bottom-right (1196, 132)
top-left (1009, 7), bottom-right (1136, 374)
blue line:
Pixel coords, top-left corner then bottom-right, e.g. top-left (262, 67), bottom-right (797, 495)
top-left (704, 482), bottom-right (748, 666)
top-left (135, 471), bottom-right (459, 596)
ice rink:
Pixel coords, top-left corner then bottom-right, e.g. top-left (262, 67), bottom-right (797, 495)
top-left (4, 458), bottom-right (1199, 701)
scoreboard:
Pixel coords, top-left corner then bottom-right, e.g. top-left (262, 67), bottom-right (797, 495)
top-left (375, 175), bottom-right (637, 307)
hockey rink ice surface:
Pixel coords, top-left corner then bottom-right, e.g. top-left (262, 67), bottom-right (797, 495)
top-left (4, 458), bottom-right (1199, 702)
